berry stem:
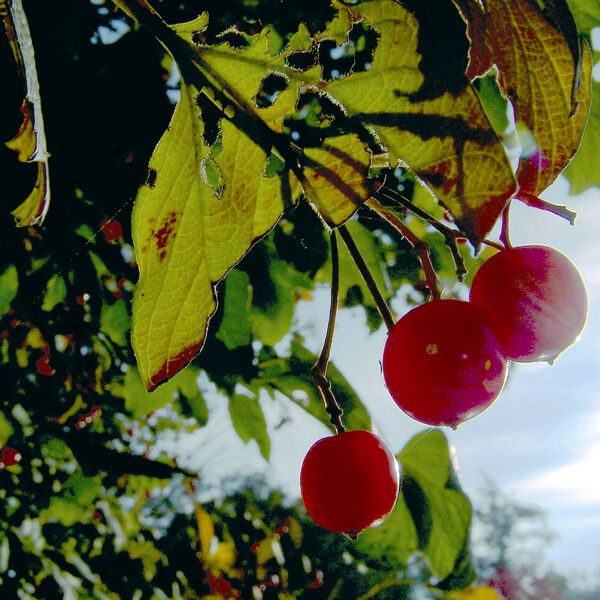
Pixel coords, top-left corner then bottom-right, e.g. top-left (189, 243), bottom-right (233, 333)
top-left (311, 231), bottom-right (346, 434)
top-left (338, 224), bottom-right (396, 331)
top-left (367, 197), bottom-right (442, 301)
top-left (375, 188), bottom-right (468, 281)
top-left (499, 202), bottom-right (512, 248)
top-left (517, 192), bottom-right (577, 225)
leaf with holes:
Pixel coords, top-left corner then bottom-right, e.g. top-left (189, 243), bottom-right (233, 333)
top-left (131, 79), bottom-right (296, 389)
top-left (324, 0), bottom-right (517, 245)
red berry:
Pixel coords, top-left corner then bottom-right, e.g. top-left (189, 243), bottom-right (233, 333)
top-left (0, 447), bottom-right (22, 469)
top-left (300, 430), bottom-right (399, 536)
top-left (470, 245), bottom-right (587, 363)
top-left (383, 300), bottom-right (507, 427)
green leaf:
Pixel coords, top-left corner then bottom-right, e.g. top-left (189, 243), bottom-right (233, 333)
top-left (357, 430), bottom-right (472, 581)
top-left (0, 411), bottom-right (14, 447)
top-left (228, 393), bottom-right (271, 460)
top-left (41, 273), bottom-right (67, 312)
top-left (566, 0), bottom-right (600, 36)
top-left (318, 219), bottom-right (389, 312)
top-left (177, 366), bottom-right (208, 427)
top-left (355, 486), bottom-right (419, 568)
top-left (475, 74), bottom-right (509, 136)
top-left (256, 334), bottom-right (371, 433)
top-left (215, 269), bottom-right (252, 350)
top-left (100, 299), bottom-right (130, 347)
top-left (564, 80), bottom-right (600, 193)
top-left (40, 472), bottom-right (101, 526)
top-left (249, 259), bottom-right (312, 346)
top-left (113, 365), bottom-right (196, 417)
top-left (0, 265), bottom-right (18, 317)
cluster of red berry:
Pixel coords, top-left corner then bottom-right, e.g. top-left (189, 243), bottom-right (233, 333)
top-left (300, 245), bottom-right (587, 536)
top-left (384, 245), bottom-right (587, 427)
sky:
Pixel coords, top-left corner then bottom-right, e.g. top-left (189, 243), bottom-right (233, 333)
top-left (181, 175), bottom-right (600, 576)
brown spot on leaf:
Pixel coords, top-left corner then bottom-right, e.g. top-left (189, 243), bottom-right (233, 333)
top-left (153, 212), bottom-right (178, 261)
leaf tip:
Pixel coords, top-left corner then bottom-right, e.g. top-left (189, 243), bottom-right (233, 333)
top-left (147, 342), bottom-right (204, 391)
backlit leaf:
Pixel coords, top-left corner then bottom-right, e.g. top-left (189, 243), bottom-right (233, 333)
top-left (302, 134), bottom-right (372, 226)
top-left (358, 430), bottom-right (472, 582)
top-left (132, 80), bottom-right (294, 390)
top-left (325, 0), bottom-right (516, 245)
top-left (484, 0), bottom-right (592, 195)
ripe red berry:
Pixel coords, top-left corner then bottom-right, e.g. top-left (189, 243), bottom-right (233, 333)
top-left (0, 447), bottom-right (22, 469)
top-left (383, 300), bottom-right (507, 427)
top-left (300, 430), bottom-right (399, 536)
top-left (469, 245), bottom-right (587, 363)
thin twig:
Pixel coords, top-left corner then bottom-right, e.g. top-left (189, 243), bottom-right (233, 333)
top-left (366, 197), bottom-right (441, 301)
top-left (375, 187), bottom-right (468, 281)
top-left (338, 224), bottom-right (395, 331)
top-left (311, 231), bottom-right (345, 434)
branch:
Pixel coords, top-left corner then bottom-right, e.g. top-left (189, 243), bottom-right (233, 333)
top-left (338, 224), bottom-right (395, 331)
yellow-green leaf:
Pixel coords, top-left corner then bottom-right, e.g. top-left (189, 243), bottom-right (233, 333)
top-left (302, 134), bottom-right (372, 226)
top-left (325, 0), bottom-right (516, 244)
top-left (0, 412), bottom-right (14, 447)
top-left (132, 80), bottom-right (294, 389)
